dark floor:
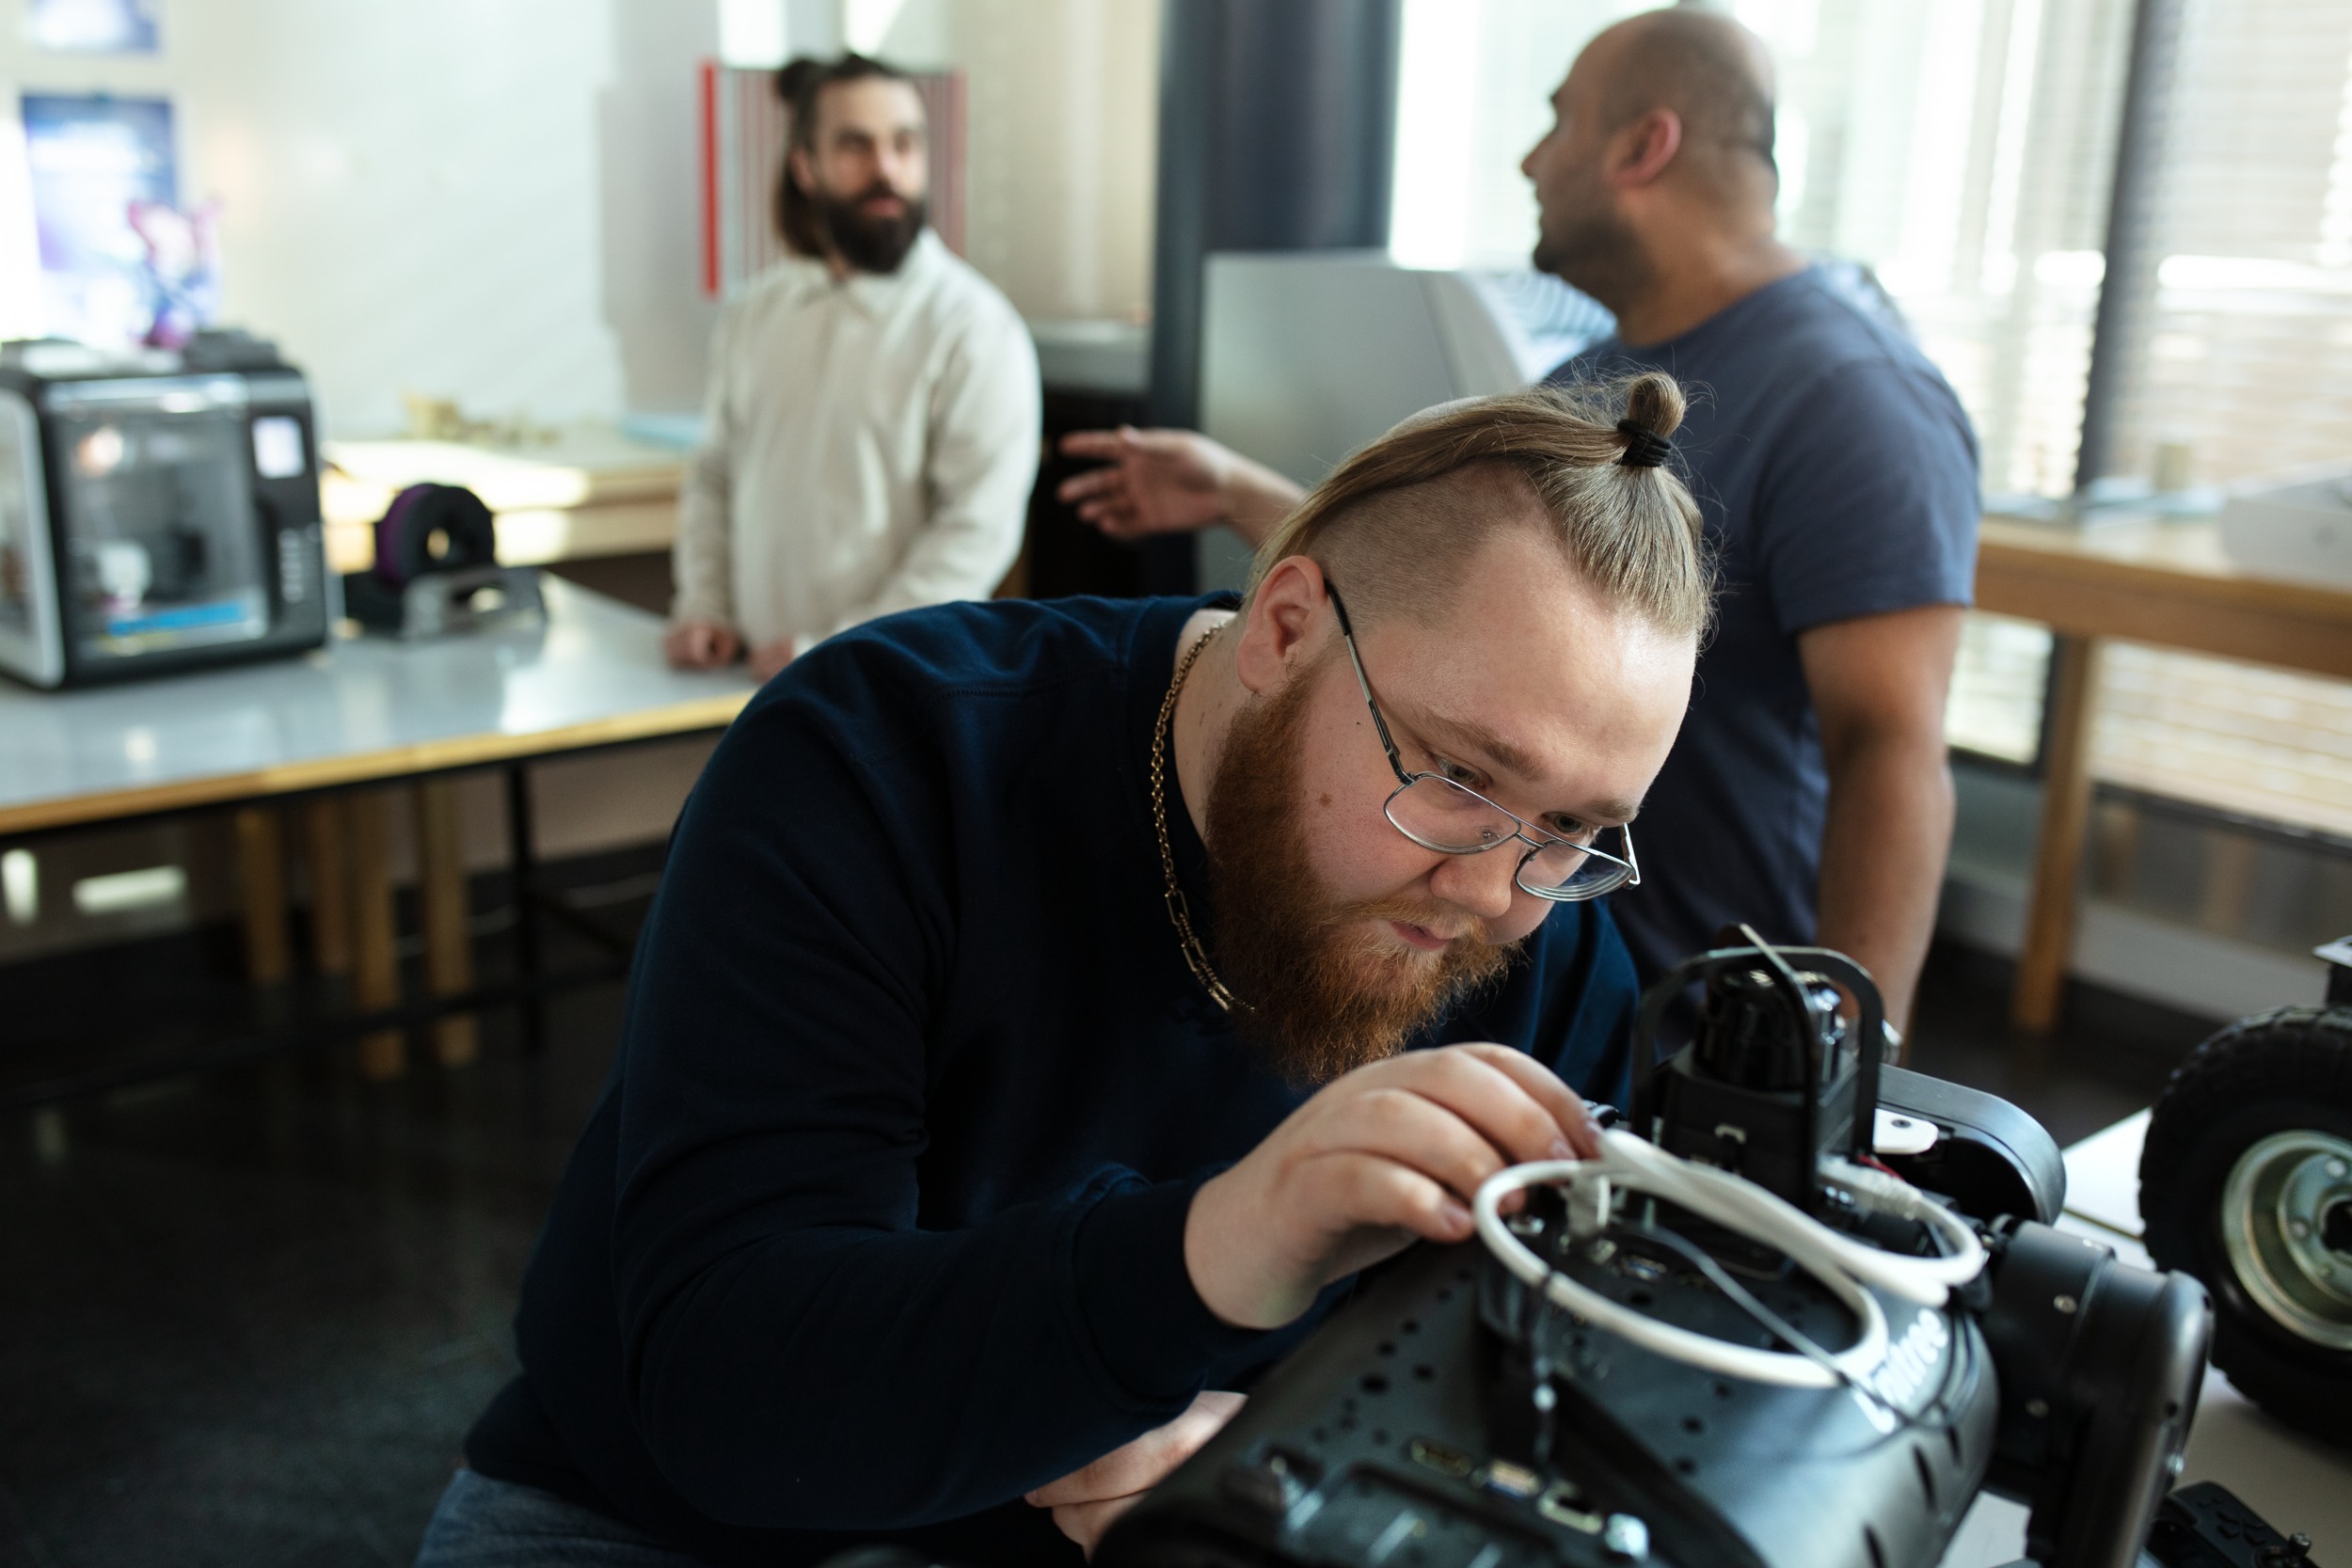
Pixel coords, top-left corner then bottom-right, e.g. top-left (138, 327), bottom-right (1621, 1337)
top-left (0, 867), bottom-right (644, 1568)
top-left (0, 915), bottom-right (2236, 1567)
top-left (1901, 942), bottom-right (2214, 1148)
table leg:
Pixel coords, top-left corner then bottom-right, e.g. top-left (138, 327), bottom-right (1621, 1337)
top-left (232, 806), bottom-right (291, 987)
top-left (2012, 634), bottom-right (2105, 1037)
top-left (415, 778), bottom-right (478, 1067)
top-left (505, 764), bottom-right (546, 1056)
top-left (346, 789), bottom-right (405, 1080)
top-left (2199, 831), bottom-right (2257, 935)
top-left (302, 797), bottom-right (353, 976)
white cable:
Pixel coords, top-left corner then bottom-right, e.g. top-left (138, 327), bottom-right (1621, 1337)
top-left (1474, 1140), bottom-right (1883, 1389)
top-left (1472, 1130), bottom-right (1983, 1390)
top-left (1816, 1156), bottom-right (1986, 1304)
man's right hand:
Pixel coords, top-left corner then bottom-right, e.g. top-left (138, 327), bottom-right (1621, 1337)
top-left (1057, 427), bottom-right (1233, 540)
top-left (664, 619), bottom-right (740, 670)
top-left (1184, 1043), bottom-right (1602, 1331)
top-left (1057, 428), bottom-right (1306, 549)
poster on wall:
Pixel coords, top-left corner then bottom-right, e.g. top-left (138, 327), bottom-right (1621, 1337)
top-left (28, 0), bottom-right (161, 54)
top-left (20, 94), bottom-right (181, 347)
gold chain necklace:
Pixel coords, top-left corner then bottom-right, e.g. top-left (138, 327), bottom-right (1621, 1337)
top-left (1150, 626), bottom-right (1247, 1013)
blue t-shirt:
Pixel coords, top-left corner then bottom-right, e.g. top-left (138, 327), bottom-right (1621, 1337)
top-left (1549, 266), bottom-right (1979, 982)
top-left (465, 594), bottom-right (1641, 1567)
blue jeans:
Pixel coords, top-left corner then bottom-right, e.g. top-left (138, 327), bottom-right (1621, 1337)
top-left (414, 1471), bottom-right (943, 1568)
top-left (414, 1470), bottom-right (710, 1568)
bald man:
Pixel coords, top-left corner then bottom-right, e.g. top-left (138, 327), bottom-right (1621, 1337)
top-left (1060, 8), bottom-right (1978, 1035)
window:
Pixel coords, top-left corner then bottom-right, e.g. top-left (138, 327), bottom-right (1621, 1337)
top-left (2115, 0), bottom-right (2352, 490)
top-left (1393, 0), bottom-right (2137, 495)
top-left (1389, 0), bottom-right (2352, 840)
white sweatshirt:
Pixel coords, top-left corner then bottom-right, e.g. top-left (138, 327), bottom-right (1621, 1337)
top-left (670, 230), bottom-right (1041, 648)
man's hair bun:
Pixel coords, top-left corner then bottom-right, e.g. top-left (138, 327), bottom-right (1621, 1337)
top-left (1622, 371), bottom-right (1686, 440)
top-left (1243, 376), bottom-right (1716, 641)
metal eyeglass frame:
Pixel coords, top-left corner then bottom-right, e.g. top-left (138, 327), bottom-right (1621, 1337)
top-left (1326, 582), bottom-right (1640, 903)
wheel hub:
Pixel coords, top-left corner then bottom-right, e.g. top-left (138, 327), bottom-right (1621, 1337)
top-left (2220, 1130), bottom-right (2352, 1351)
top-left (2325, 1200), bottom-right (2352, 1256)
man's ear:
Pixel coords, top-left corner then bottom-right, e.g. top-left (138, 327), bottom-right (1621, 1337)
top-left (1608, 107), bottom-right (1683, 188)
top-left (1233, 556), bottom-right (1329, 696)
top-left (787, 144), bottom-right (817, 198)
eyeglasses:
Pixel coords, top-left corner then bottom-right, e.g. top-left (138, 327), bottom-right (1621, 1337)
top-left (1327, 583), bottom-right (1641, 902)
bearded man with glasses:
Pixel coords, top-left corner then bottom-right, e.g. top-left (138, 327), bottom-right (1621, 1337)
top-left (422, 381), bottom-right (1710, 1568)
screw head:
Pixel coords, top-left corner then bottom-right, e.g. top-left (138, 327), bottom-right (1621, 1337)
top-left (2026, 1398), bottom-right (2050, 1418)
top-left (2053, 1294), bottom-right (2079, 1315)
top-left (2327, 1158), bottom-right (2348, 1180)
top-left (1602, 1514), bottom-right (1650, 1560)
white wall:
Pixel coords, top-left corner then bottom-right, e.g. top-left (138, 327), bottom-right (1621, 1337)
top-left (953, 0), bottom-right (1159, 325)
top-left (601, 0), bottom-right (725, 415)
top-left (847, 0), bottom-right (1161, 324)
top-left (0, 0), bottom-right (719, 436)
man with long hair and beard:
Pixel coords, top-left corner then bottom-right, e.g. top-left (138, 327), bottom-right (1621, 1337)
top-left (665, 53), bottom-right (1039, 684)
top-left (422, 383), bottom-right (1710, 1568)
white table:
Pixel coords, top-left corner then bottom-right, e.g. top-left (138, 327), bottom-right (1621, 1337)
top-left (1940, 1112), bottom-right (2352, 1566)
top-left (0, 577), bottom-right (749, 833)
top-left (0, 578), bottom-right (754, 1098)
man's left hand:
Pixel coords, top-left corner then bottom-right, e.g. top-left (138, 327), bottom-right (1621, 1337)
top-left (749, 636), bottom-right (799, 682)
top-left (1025, 1390), bottom-right (1246, 1559)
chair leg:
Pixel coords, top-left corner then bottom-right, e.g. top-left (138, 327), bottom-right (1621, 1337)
top-left (346, 789), bottom-right (405, 1081)
top-left (303, 797), bottom-right (354, 976)
top-left (232, 806), bottom-right (291, 987)
top-left (2011, 634), bottom-right (2104, 1046)
top-left (415, 779), bottom-right (478, 1067)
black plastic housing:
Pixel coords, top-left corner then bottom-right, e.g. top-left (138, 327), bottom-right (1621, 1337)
top-left (1876, 1066), bottom-right (2066, 1227)
top-left (1100, 935), bottom-right (2210, 1568)
top-left (1097, 1240), bottom-right (1995, 1568)
top-left (1980, 1219), bottom-right (2210, 1568)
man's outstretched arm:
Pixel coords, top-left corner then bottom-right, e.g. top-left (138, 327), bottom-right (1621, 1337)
top-left (1057, 428), bottom-right (1305, 548)
top-left (1799, 604), bottom-right (1963, 1033)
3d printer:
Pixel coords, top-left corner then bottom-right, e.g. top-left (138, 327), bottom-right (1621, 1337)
top-left (1098, 931), bottom-right (2257, 1568)
top-left (0, 332), bottom-right (330, 689)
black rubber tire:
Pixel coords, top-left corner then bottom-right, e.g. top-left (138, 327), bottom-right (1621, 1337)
top-left (2140, 1005), bottom-right (2352, 1447)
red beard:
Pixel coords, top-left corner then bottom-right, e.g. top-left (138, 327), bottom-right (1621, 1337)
top-left (1202, 658), bottom-right (1519, 1085)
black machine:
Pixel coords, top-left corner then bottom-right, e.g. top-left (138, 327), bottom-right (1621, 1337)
top-left (0, 331), bottom-right (330, 689)
top-left (1100, 930), bottom-right (2237, 1568)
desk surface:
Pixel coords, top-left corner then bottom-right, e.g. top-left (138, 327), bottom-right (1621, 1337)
top-left (0, 578), bottom-right (755, 835)
top-left (1975, 515), bottom-right (2352, 678)
top-left (321, 427), bottom-right (686, 521)
top-left (320, 429), bottom-right (688, 575)
top-left (1940, 1111), bottom-right (2351, 1566)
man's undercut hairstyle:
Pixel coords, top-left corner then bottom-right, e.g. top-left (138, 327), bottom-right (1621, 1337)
top-left (1245, 374), bottom-right (1712, 641)
top-left (773, 52), bottom-right (916, 256)
top-left (1603, 8), bottom-right (1778, 197)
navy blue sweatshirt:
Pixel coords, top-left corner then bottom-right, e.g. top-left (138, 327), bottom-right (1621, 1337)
top-left (465, 594), bottom-right (1642, 1566)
